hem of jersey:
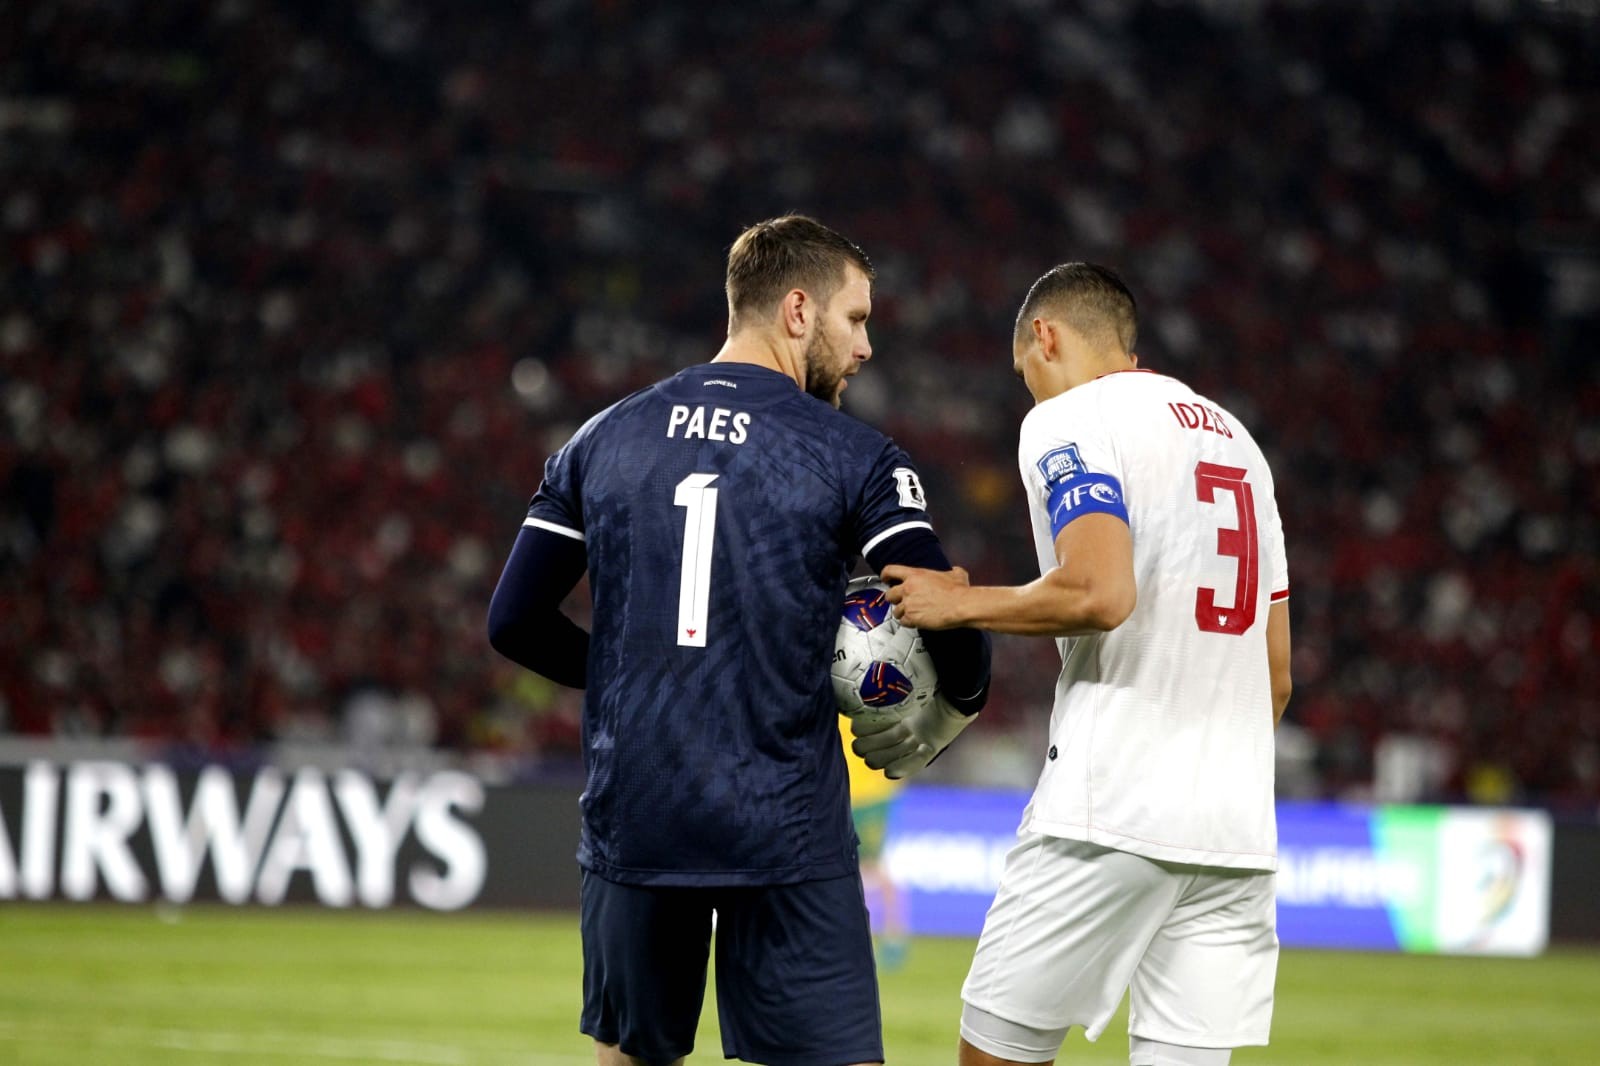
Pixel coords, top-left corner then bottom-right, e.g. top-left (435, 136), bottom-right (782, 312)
top-left (1019, 817), bottom-right (1278, 873)
top-left (1270, 586), bottom-right (1290, 602)
top-left (578, 855), bottom-right (858, 887)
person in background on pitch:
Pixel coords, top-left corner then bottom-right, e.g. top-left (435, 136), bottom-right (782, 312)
top-left (487, 215), bottom-right (991, 1066)
top-left (858, 264), bottom-right (1291, 1066)
top-left (838, 713), bottom-right (911, 972)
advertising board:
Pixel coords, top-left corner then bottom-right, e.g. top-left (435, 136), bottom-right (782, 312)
top-left (0, 763), bottom-right (1556, 955)
top-left (879, 787), bottom-right (1552, 956)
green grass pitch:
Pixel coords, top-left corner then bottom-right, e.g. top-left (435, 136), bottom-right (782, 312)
top-left (2, 904), bottom-right (1597, 1064)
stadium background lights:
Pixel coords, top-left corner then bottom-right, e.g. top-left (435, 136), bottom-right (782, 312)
top-left (511, 357), bottom-right (556, 408)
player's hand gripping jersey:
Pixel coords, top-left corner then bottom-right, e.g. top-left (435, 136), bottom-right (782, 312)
top-left (526, 363), bottom-right (940, 886)
top-left (1018, 370), bottom-right (1289, 871)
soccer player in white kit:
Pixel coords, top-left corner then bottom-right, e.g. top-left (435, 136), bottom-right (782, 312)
top-left (861, 263), bottom-right (1292, 1066)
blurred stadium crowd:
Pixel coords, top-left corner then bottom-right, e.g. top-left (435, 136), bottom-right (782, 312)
top-left (2, 0), bottom-right (1597, 808)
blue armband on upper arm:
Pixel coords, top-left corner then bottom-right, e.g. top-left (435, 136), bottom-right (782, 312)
top-left (1046, 473), bottom-right (1128, 539)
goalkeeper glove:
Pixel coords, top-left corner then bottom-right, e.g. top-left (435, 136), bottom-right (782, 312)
top-left (850, 694), bottom-right (976, 780)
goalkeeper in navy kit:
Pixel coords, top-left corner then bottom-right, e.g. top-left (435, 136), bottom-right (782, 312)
top-left (488, 215), bottom-right (990, 1066)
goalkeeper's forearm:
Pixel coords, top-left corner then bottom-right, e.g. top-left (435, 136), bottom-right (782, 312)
top-left (864, 524), bottom-right (993, 715)
top-left (921, 626), bottom-right (991, 715)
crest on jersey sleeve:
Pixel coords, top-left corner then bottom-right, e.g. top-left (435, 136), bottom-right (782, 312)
top-left (1036, 443), bottom-right (1088, 488)
top-left (892, 467), bottom-right (928, 510)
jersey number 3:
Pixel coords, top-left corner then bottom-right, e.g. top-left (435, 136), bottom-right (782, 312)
top-left (1194, 462), bottom-right (1259, 636)
top-left (674, 473), bottom-right (719, 647)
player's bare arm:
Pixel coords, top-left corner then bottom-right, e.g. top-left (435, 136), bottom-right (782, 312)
top-left (883, 512), bottom-right (1135, 636)
top-left (1267, 599), bottom-right (1292, 726)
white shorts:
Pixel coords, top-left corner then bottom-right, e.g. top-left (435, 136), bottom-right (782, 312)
top-left (961, 832), bottom-right (1278, 1052)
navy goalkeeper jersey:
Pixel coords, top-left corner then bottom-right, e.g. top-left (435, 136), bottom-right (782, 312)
top-left (527, 362), bottom-right (936, 886)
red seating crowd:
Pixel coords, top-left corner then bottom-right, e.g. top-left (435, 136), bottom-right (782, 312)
top-left (2, 1), bottom-right (1596, 807)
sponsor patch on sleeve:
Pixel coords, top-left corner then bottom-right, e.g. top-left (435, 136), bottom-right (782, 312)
top-left (1036, 443), bottom-right (1088, 487)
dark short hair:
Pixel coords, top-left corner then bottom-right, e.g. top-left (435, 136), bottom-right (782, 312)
top-left (1014, 262), bottom-right (1138, 353)
top-left (725, 215), bottom-right (874, 332)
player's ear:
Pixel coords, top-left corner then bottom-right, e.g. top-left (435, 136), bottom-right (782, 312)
top-left (781, 288), bottom-right (809, 338)
top-left (1033, 318), bottom-right (1059, 361)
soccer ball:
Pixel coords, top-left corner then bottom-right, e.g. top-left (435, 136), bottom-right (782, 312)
top-left (831, 576), bottom-right (939, 725)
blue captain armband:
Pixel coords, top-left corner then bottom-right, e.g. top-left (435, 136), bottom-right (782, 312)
top-left (1045, 473), bottom-right (1128, 538)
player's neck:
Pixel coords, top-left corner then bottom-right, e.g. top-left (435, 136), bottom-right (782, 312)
top-left (1063, 351), bottom-right (1136, 393)
top-left (711, 332), bottom-right (806, 391)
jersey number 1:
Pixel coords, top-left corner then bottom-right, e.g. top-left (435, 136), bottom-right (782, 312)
top-left (1194, 462), bottom-right (1259, 636)
top-left (674, 473), bottom-right (719, 647)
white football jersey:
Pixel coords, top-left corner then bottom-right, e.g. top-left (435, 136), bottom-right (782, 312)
top-left (1016, 370), bottom-right (1288, 871)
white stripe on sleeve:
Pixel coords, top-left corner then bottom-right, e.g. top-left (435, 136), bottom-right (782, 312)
top-left (523, 517), bottom-right (585, 542)
top-left (860, 520), bottom-right (933, 558)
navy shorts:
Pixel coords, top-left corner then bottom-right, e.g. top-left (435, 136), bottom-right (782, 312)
top-left (579, 870), bottom-right (883, 1066)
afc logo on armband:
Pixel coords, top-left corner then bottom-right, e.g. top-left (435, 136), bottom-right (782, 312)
top-left (1046, 471), bottom-right (1128, 535)
top-left (1058, 480), bottom-right (1121, 512)
top-left (892, 468), bottom-right (928, 510)
top-left (1037, 443), bottom-right (1088, 487)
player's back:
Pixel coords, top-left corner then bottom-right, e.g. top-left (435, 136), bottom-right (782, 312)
top-left (1019, 370), bottom-right (1288, 871)
top-left (532, 362), bottom-right (924, 886)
